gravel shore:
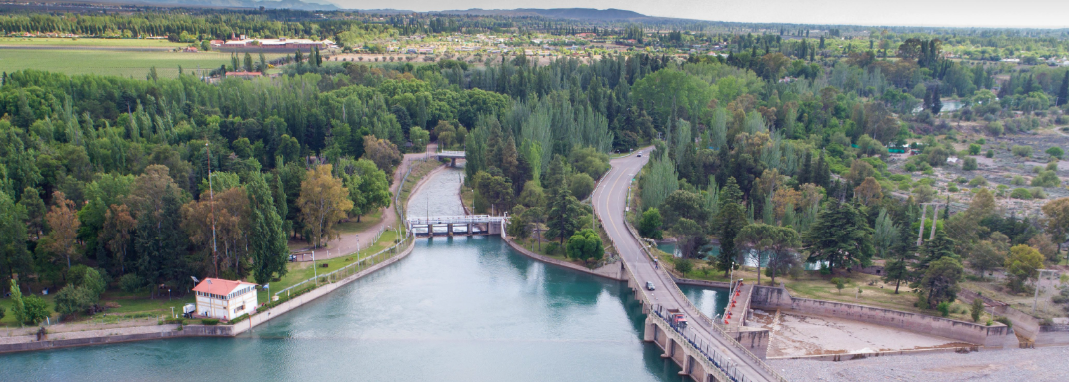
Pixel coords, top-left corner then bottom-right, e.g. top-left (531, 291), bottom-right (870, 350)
top-left (771, 346), bottom-right (1069, 382)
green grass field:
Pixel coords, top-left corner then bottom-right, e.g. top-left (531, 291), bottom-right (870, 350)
top-left (0, 48), bottom-right (285, 79)
top-left (0, 37), bottom-right (187, 48)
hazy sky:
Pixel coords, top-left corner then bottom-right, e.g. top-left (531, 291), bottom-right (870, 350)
top-left (334, 0), bottom-right (1069, 28)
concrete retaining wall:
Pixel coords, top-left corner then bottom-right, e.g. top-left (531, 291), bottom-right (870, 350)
top-left (0, 240), bottom-right (417, 354)
top-left (960, 288), bottom-right (1069, 347)
top-left (503, 237), bottom-right (626, 281)
top-left (751, 286), bottom-right (1019, 349)
top-left (673, 277), bottom-right (732, 289)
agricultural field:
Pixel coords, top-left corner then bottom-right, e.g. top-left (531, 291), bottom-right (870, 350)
top-left (0, 37), bottom-right (186, 48)
top-left (0, 48), bottom-right (285, 78)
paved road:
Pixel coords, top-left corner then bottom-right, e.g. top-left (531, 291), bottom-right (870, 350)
top-left (293, 143), bottom-right (438, 260)
top-left (592, 150), bottom-right (781, 382)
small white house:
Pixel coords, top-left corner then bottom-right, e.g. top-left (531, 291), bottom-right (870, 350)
top-left (193, 278), bottom-right (258, 321)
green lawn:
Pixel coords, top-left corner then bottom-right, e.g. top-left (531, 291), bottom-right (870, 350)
top-left (335, 209), bottom-right (383, 233)
top-left (261, 229), bottom-right (404, 304)
top-left (0, 48), bottom-right (285, 78)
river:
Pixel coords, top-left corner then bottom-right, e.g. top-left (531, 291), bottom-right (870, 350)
top-left (0, 166), bottom-right (738, 382)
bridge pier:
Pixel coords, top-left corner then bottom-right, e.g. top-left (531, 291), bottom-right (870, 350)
top-left (450, 158), bottom-right (456, 167)
top-left (447, 223), bottom-right (453, 237)
top-left (466, 223), bottom-right (472, 236)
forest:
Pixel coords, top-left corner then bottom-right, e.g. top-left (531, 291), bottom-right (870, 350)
top-left (3, 6), bottom-right (1069, 324)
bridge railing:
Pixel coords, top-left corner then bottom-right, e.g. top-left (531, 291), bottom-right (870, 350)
top-left (650, 304), bottom-right (743, 382)
top-left (622, 180), bottom-right (789, 382)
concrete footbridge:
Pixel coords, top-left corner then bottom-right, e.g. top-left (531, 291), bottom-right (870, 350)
top-left (406, 215), bottom-right (505, 237)
top-left (436, 150), bottom-right (465, 166)
top-left (593, 150), bottom-right (788, 382)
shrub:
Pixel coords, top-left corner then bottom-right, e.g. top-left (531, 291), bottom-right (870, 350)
top-left (0, 306), bottom-right (4, 320)
top-left (971, 298), bottom-right (984, 322)
top-left (977, 138), bottom-right (986, 144)
top-left (20, 295), bottom-right (50, 325)
top-left (968, 176), bottom-right (988, 187)
top-left (55, 286), bottom-right (96, 318)
top-left (985, 150), bottom-right (994, 158)
top-left (674, 258), bottom-right (694, 277)
top-left (985, 122), bottom-right (1003, 136)
top-left (163, 318), bottom-right (186, 325)
top-left (1031, 170), bottom-right (1060, 188)
top-left (955, 176), bottom-right (968, 184)
top-left (201, 319), bottom-right (220, 325)
top-left (1010, 188), bottom-right (1032, 200)
top-left (1047, 146), bottom-right (1064, 159)
top-left (937, 301), bottom-right (951, 317)
top-left (229, 314), bottom-right (250, 324)
top-left (544, 242), bottom-right (562, 256)
top-left (1030, 188), bottom-right (1048, 199)
top-left (968, 143), bottom-right (982, 155)
top-left (819, 263), bottom-right (831, 276)
top-left (1012, 145), bottom-right (1033, 158)
top-left (962, 157), bottom-right (978, 171)
top-left (994, 316), bottom-right (1013, 328)
top-left (119, 274), bottom-right (146, 293)
top-left (1011, 175), bottom-right (1027, 186)
top-left (947, 184), bottom-right (959, 192)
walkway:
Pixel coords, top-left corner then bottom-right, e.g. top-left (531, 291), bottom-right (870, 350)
top-left (294, 143), bottom-right (438, 260)
top-left (591, 149), bottom-right (783, 382)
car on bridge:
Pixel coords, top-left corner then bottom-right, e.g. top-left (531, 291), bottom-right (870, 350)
top-left (646, 281), bottom-right (655, 291)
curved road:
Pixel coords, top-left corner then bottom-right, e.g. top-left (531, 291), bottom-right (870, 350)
top-left (592, 150), bottom-right (782, 382)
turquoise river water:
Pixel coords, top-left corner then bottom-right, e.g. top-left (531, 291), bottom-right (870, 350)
top-left (0, 237), bottom-right (729, 382)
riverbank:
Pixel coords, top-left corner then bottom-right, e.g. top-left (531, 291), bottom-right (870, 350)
top-left (502, 236), bottom-right (626, 281)
top-left (0, 239), bottom-right (416, 354)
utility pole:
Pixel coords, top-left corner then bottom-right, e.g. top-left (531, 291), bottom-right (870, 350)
top-left (206, 142), bottom-right (219, 278)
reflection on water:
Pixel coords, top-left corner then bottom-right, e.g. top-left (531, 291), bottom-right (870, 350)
top-left (0, 238), bottom-right (687, 382)
top-left (679, 284), bottom-right (731, 320)
top-left (657, 243), bottom-right (827, 270)
top-left (408, 166), bottom-right (468, 234)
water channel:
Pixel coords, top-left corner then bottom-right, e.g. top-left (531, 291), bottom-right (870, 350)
top-left (0, 165), bottom-right (734, 382)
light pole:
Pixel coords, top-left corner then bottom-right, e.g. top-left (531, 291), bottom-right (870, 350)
top-left (312, 250), bottom-right (318, 286)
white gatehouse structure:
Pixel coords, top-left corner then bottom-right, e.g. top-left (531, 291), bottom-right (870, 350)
top-left (193, 278), bottom-right (258, 321)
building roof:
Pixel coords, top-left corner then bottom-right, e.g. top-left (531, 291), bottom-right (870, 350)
top-left (193, 278), bottom-right (257, 297)
top-left (226, 71), bottom-right (262, 77)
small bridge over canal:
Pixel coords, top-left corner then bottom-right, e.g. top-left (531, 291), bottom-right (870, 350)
top-left (406, 215), bottom-right (506, 237)
top-left (436, 150), bottom-right (465, 167)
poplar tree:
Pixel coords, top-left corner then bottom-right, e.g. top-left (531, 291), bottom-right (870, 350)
top-left (246, 172), bottom-right (288, 284)
top-left (1057, 71), bottom-right (1069, 107)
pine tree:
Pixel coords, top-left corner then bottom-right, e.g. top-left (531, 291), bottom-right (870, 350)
top-left (798, 150), bottom-right (812, 184)
top-left (717, 177), bottom-right (747, 275)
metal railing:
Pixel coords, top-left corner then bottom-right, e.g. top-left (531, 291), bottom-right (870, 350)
top-left (619, 177), bottom-right (789, 382)
top-left (650, 304), bottom-right (742, 382)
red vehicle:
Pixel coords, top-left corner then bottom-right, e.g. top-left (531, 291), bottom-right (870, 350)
top-left (667, 308), bottom-right (688, 329)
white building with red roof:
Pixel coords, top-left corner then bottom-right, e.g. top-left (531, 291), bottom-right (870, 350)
top-left (193, 278), bottom-right (258, 320)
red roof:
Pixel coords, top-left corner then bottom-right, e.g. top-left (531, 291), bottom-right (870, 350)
top-left (193, 278), bottom-right (256, 296)
top-left (227, 71), bottom-right (262, 77)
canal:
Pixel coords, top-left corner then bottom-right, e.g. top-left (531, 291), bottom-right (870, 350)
top-left (0, 165), bottom-right (735, 382)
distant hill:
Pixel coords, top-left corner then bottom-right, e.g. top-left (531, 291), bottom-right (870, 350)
top-left (111, 0), bottom-right (339, 11)
top-left (435, 8), bottom-right (649, 21)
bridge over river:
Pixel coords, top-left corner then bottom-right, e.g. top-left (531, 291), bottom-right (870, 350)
top-left (593, 150), bottom-right (788, 382)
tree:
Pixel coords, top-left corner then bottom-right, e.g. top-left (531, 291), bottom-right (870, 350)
top-left (134, 185), bottom-right (188, 298)
top-left (298, 164), bottom-right (353, 249)
top-left (566, 229), bottom-right (603, 262)
top-left (243, 52), bottom-right (253, 72)
top-left (101, 204), bottom-right (134, 275)
top-left (1041, 197), bottom-right (1069, 256)
top-left (1005, 244), bottom-right (1043, 293)
top-left (854, 177), bottom-right (882, 206)
top-left (919, 257), bottom-right (964, 309)
top-left (181, 187), bottom-right (249, 278)
top-left (803, 202), bottom-right (874, 270)
top-left (738, 223), bottom-right (800, 285)
top-left (675, 258), bottom-right (694, 277)
top-left (45, 191), bottom-right (81, 270)
top-left (362, 135), bottom-right (402, 174)
top-left (969, 239), bottom-right (1006, 280)
top-left (1057, 71), bottom-right (1068, 107)
top-left (638, 208), bottom-right (663, 239)
top-left (17, 187), bottom-right (45, 240)
top-left (883, 259), bottom-right (909, 294)
top-left (546, 181), bottom-right (583, 244)
top-left (717, 177), bottom-right (747, 275)
top-left (962, 157), bottom-right (978, 171)
top-left (641, 156), bottom-right (679, 211)
top-left (673, 218), bottom-right (707, 259)
top-left (246, 172), bottom-right (289, 284)
top-left (55, 265), bottom-right (105, 318)
top-left (0, 190), bottom-right (32, 281)
top-left (340, 159), bottom-right (391, 222)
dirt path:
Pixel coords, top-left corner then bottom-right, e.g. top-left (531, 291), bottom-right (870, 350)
top-left (293, 143), bottom-right (437, 260)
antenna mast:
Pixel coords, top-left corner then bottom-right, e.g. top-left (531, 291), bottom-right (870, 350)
top-left (206, 141), bottom-right (219, 277)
